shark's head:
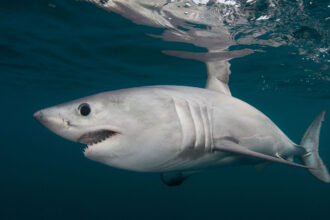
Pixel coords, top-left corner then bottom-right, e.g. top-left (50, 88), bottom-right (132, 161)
top-left (34, 87), bottom-right (181, 172)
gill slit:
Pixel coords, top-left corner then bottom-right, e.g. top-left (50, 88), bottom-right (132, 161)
top-left (172, 96), bottom-right (214, 153)
top-left (172, 97), bottom-right (196, 151)
top-left (207, 105), bottom-right (214, 150)
top-left (172, 97), bottom-right (184, 151)
top-left (201, 105), bottom-right (211, 151)
top-left (187, 100), bottom-right (199, 148)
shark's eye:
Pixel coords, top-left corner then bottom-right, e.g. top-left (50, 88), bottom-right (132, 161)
top-left (78, 103), bottom-right (91, 116)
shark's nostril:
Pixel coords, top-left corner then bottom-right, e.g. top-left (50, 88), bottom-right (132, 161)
top-left (33, 111), bottom-right (43, 121)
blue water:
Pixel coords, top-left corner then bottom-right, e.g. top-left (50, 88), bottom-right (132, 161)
top-left (1, 0), bottom-right (330, 219)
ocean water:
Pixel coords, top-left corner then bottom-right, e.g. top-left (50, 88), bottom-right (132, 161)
top-left (1, 0), bottom-right (330, 219)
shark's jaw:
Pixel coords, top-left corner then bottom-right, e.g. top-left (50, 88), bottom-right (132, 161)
top-left (77, 129), bottom-right (118, 146)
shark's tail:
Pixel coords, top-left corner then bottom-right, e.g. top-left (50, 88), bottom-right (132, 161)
top-left (300, 111), bottom-right (330, 183)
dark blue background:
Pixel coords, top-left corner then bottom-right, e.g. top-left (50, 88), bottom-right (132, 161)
top-left (1, 1), bottom-right (329, 219)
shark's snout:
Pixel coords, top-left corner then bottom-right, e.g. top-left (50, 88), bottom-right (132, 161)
top-left (33, 110), bottom-right (43, 122)
top-left (33, 110), bottom-right (52, 128)
top-left (33, 108), bottom-right (82, 142)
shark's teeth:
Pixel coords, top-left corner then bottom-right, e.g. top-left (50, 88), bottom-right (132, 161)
top-left (78, 130), bottom-right (118, 146)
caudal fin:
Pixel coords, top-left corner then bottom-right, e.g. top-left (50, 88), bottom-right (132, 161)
top-left (300, 111), bottom-right (330, 183)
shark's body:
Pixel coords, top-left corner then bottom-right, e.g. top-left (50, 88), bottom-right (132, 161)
top-left (34, 1), bottom-right (329, 186)
top-left (81, 85), bottom-right (298, 172)
top-left (34, 83), bottom-right (329, 185)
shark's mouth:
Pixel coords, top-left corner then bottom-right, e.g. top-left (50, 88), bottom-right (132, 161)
top-left (78, 130), bottom-right (118, 146)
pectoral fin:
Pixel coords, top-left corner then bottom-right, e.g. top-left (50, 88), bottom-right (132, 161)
top-left (213, 139), bottom-right (311, 169)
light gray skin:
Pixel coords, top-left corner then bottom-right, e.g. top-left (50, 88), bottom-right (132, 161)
top-left (34, 73), bottom-right (330, 185)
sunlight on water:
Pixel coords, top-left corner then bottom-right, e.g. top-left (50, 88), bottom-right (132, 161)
top-left (86, 0), bottom-right (329, 62)
top-left (83, 0), bottom-right (329, 96)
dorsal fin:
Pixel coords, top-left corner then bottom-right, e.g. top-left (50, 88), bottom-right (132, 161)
top-left (163, 49), bottom-right (253, 96)
top-left (205, 60), bottom-right (231, 96)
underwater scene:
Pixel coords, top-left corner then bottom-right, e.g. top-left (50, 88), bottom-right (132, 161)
top-left (1, 0), bottom-right (330, 219)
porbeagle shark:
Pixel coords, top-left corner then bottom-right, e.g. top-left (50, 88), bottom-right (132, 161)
top-left (34, 65), bottom-right (329, 186)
